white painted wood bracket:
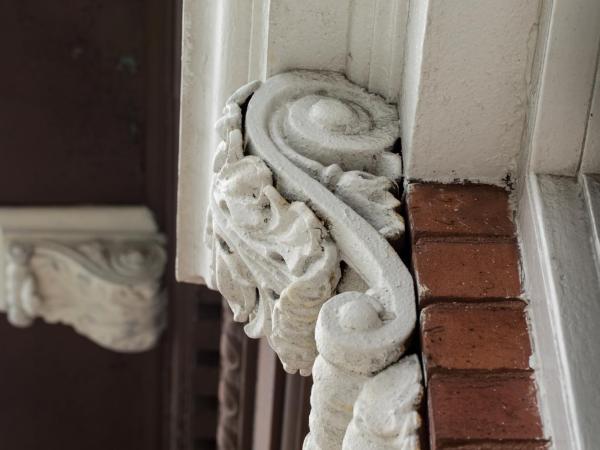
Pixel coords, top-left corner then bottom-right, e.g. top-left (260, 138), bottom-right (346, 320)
top-left (0, 208), bottom-right (167, 352)
top-left (205, 70), bottom-right (421, 449)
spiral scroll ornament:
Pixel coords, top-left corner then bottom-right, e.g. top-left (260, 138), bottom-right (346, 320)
top-left (206, 71), bottom-right (422, 449)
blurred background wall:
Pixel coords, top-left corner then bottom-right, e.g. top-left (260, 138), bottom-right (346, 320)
top-left (0, 1), bottom-right (223, 449)
top-left (0, 2), bottom-right (312, 449)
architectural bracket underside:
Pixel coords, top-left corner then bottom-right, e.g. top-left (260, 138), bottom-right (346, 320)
top-left (0, 208), bottom-right (167, 352)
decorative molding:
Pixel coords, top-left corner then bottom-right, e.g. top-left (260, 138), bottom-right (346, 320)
top-left (205, 71), bottom-right (422, 448)
top-left (0, 208), bottom-right (166, 352)
top-left (346, 0), bottom-right (409, 102)
top-left (206, 81), bottom-right (341, 375)
top-left (216, 300), bottom-right (259, 450)
top-left (177, 0), bottom-right (409, 285)
top-left (528, 0), bottom-right (600, 176)
top-left (305, 294), bottom-right (421, 450)
top-left (217, 302), bottom-right (244, 450)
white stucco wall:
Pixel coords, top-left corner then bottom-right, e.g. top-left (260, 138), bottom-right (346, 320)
top-left (401, 0), bottom-right (541, 185)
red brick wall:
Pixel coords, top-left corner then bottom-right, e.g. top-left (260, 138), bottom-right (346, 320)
top-left (406, 184), bottom-right (549, 450)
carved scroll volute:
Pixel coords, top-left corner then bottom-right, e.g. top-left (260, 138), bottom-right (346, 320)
top-left (206, 71), bottom-right (421, 449)
top-left (206, 80), bottom-right (341, 376)
top-left (244, 71), bottom-right (416, 360)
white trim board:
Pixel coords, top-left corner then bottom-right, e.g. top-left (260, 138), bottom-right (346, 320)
top-left (529, 0), bottom-right (600, 176)
top-left (518, 175), bottom-right (600, 450)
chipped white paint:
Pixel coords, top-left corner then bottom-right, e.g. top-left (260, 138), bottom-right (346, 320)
top-left (0, 208), bottom-right (166, 352)
top-left (343, 355), bottom-right (423, 450)
top-left (204, 71), bottom-right (421, 449)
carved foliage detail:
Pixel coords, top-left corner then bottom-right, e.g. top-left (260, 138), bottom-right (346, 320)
top-left (265, 71), bottom-right (405, 241)
top-left (4, 239), bottom-right (166, 352)
top-left (206, 71), bottom-right (424, 449)
top-left (342, 356), bottom-right (423, 450)
top-left (206, 83), bottom-right (341, 376)
top-left (304, 292), bottom-right (423, 450)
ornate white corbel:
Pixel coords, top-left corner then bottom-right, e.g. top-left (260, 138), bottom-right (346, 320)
top-left (205, 71), bottom-right (422, 449)
top-left (0, 207), bottom-right (167, 352)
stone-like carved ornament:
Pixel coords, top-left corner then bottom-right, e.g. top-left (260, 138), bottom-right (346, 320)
top-left (342, 355), bottom-right (423, 450)
top-left (205, 71), bottom-right (422, 449)
top-left (0, 208), bottom-right (167, 352)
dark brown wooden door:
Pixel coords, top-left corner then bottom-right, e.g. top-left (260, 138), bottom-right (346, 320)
top-left (0, 1), bottom-right (222, 449)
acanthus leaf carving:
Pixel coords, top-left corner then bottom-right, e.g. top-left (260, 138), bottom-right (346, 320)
top-left (331, 170), bottom-right (403, 241)
top-left (205, 70), bottom-right (423, 449)
top-left (1, 229), bottom-right (166, 352)
top-left (206, 82), bottom-right (341, 376)
top-left (342, 355), bottom-right (423, 450)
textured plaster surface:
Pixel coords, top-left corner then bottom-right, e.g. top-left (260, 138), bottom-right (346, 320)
top-left (402, 0), bottom-right (540, 184)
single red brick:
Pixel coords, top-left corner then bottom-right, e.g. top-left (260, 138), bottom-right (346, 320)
top-left (413, 241), bottom-right (521, 304)
top-left (421, 301), bottom-right (532, 375)
top-left (406, 183), bottom-right (515, 241)
top-left (428, 373), bottom-right (545, 449)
